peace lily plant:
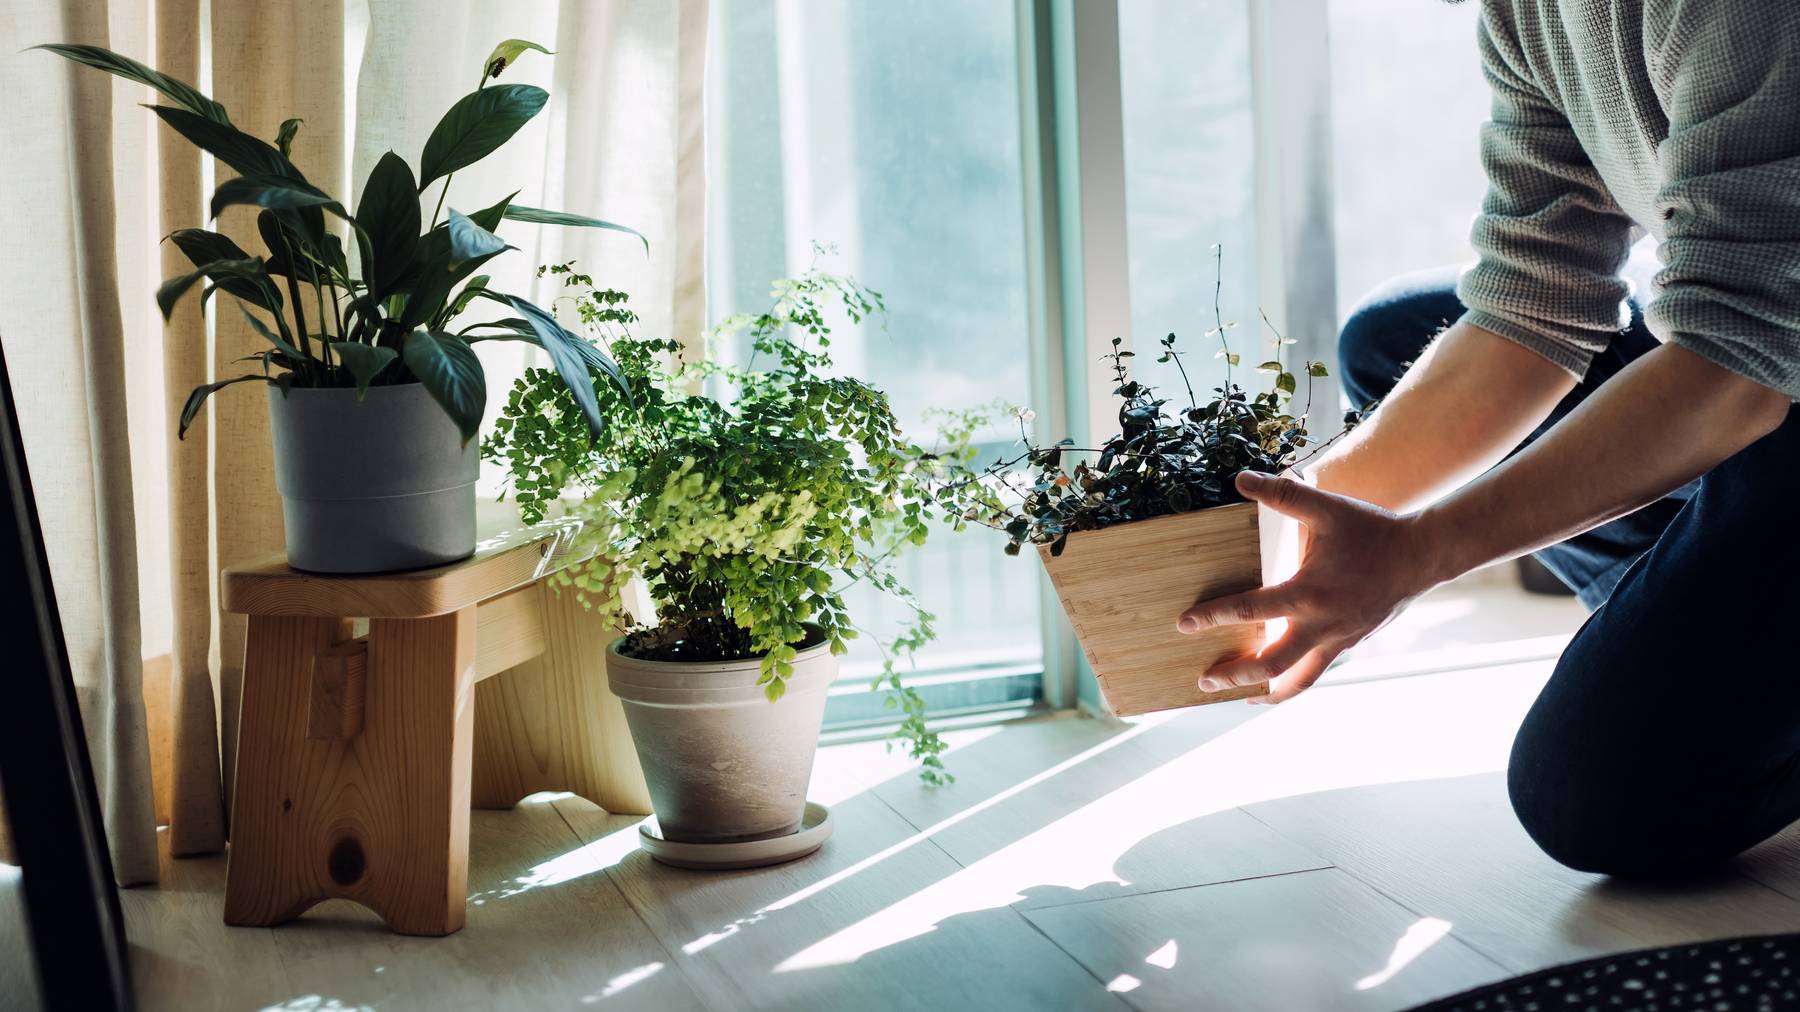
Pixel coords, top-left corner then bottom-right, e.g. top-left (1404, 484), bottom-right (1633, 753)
top-left (37, 39), bottom-right (636, 443)
top-left (38, 39), bottom-right (645, 573)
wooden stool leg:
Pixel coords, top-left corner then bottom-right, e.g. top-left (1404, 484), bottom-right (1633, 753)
top-left (225, 614), bottom-right (352, 928)
top-left (225, 607), bottom-right (477, 936)
top-left (472, 584), bottom-right (651, 814)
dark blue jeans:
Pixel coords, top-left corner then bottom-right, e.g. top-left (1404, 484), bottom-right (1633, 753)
top-left (1340, 267), bottom-right (1800, 877)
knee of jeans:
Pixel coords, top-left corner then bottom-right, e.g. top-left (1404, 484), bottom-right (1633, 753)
top-left (1507, 757), bottom-right (1632, 875)
top-left (1336, 282), bottom-right (1449, 411)
top-left (1508, 719), bottom-right (1730, 878)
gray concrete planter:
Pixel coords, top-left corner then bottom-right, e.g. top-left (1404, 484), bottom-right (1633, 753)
top-left (267, 383), bottom-right (477, 574)
top-left (606, 629), bottom-right (836, 845)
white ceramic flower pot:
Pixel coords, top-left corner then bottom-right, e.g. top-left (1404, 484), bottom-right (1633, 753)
top-left (606, 628), bottom-right (836, 844)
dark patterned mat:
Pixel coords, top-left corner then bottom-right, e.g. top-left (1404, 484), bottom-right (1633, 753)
top-left (1410, 933), bottom-right (1800, 1011)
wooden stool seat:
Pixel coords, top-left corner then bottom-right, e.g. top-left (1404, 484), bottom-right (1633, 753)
top-left (221, 519), bottom-right (650, 936)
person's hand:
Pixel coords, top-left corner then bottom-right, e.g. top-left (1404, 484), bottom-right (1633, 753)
top-left (1176, 470), bottom-right (1450, 704)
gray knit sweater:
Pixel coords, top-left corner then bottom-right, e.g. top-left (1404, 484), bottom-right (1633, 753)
top-left (1458, 0), bottom-right (1800, 397)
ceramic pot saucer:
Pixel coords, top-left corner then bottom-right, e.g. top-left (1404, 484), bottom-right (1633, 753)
top-left (638, 801), bottom-right (832, 870)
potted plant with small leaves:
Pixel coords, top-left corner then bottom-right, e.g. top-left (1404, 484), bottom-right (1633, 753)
top-left (941, 250), bottom-right (1353, 715)
top-left (484, 260), bottom-right (975, 865)
top-left (39, 40), bottom-right (639, 573)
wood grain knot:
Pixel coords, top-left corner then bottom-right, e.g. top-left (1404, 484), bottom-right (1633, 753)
top-left (327, 836), bottom-right (366, 886)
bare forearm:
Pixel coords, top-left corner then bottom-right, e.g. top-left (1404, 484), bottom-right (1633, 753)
top-left (1183, 337), bottom-right (1792, 706)
top-left (1416, 343), bottom-right (1790, 581)
top-left (1308, 321), bottom-right (1575, 512)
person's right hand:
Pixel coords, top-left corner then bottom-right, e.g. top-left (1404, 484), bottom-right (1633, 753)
top-left (1176, 471), bottom-right (1452, 703)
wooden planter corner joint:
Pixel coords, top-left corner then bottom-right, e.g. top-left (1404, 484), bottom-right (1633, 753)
top-left (221, 520), bottom-right (651, 937)
top-left (1040, 502), bottom-right (1269, 716)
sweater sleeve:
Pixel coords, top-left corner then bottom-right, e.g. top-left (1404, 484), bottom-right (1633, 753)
top-left (1456, 8), bottom-right (1635, 378)
top-left (1643, 1), bottom-right (1800, 399)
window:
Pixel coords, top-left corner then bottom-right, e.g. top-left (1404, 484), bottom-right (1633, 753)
top-left (1118, 0), bottom-right (1262, 400)
top-left (1328, 0), bottom-right (1489, 320)
top-left (706, 0), bottom-right (1047, 727)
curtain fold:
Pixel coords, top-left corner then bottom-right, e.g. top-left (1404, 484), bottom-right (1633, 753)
top-left (201, 0), bottom-right (348, 849)
top-left (155, 0), bottom-right (220, 858)
top-left (0, 0), bottom-right (706, 884)
top-left (0, 0), bottom-right (160, 886)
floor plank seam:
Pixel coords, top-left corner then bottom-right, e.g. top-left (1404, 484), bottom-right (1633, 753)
top-left (861, 761), bottom-right (1138, 998)
top-left (548, 802), bottom-right (719, 1011)
top-left (863, 787), bottom-right (974, 869)
top-left (1234, 805), bottom-right (1517, 981)
top-left (263, 924), bottom-right (313, 1008)
top-left (1022, 864), bottom-right (1342, 913)
top-left (1732, 866), bottom-right (1800, 905)
top-left (1010, 898), bottom-right (1136, 1008)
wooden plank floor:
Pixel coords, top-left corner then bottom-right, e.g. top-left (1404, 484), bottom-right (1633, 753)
top-left (91, 655), bottom-right (1800, 1011)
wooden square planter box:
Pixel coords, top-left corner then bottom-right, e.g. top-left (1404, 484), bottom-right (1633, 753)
top-left (1039, 501), bottom-right (1268, 716)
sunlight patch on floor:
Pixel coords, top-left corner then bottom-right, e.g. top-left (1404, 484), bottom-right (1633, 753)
top-left (808, 725), bottom-right (1007, 806)
top-left (467, 808), bottom-right (647, 905)
top-left (257, 997), bottom-right (369, 1011)
top-left (775, 663), bottom-right (1545, 971)
top-left (578, 961), bottom-right (666, 1004)
top-left (759, 713), bottom-right (1180, 919)
top-left (1106, 973), bottom-right (1142, 993)
top-left (666, 715), bottom-right (1179, 959)
top-left (1355, 918), bottom-right (1453, 991)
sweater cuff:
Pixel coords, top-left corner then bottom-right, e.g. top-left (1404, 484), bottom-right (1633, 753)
top-left (1458, 309), bottom-right (1595, 379)
top-left (1662, 329), bottom-right (1800, 403)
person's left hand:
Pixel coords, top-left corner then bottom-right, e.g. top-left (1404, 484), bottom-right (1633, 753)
top-left (1176, 470), bottom-right (1449, 704)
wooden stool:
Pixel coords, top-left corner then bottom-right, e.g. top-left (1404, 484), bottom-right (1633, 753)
top-left (220, 521), bottom-right (650, 936)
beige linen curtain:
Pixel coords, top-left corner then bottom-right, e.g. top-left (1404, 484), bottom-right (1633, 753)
top-left (0, 0), bottom-right (706, 885)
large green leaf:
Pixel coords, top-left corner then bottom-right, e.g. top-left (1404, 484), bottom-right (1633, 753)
top-left (305, 231), bottom-right (352, 284)
top-left (256, 210), bottom-right (345, 284)
top-left (401, 329), bottom-right (486, 441)
top-left (232, 300), bottom-right (304, 362)
top-left (35, 43), bottom-right (228, 124)
top-left (416, 84), bottom-right (547, 189)
top-left (502, 205), bottom-right (647, 253)
top-left (448, 275), bottom-right (492, 317)
top-left (459, 316), bottom-right (533, 339)
top-left (396, 193), bottom-right (517, 329)
top-left (157, 257), bottom-right (280, 321)
top-left (508, 296), bottom-right (616, 437)
top-left (330, 341), bottom-right (398, 398)
top-left (148, 105), bottom-right (298, 179)
top-left (467, 191), bottom-right (515, 232)
top-left (179, 375), bottom-right (272, 439)
top-left (446, 208), bottom-right (508, 267)
top-left (395, 191), bottom-right (515, 292)
top-left (355, 151), bottom-right (421, 296)
top-left (467, 312), bottom-right (629, 402)
top-left (165, 228), bottom-right (250, 265)
top-left (164, 229), bottom-right (283, 312)
top-left (211, 174), bottom-right (348, 223)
